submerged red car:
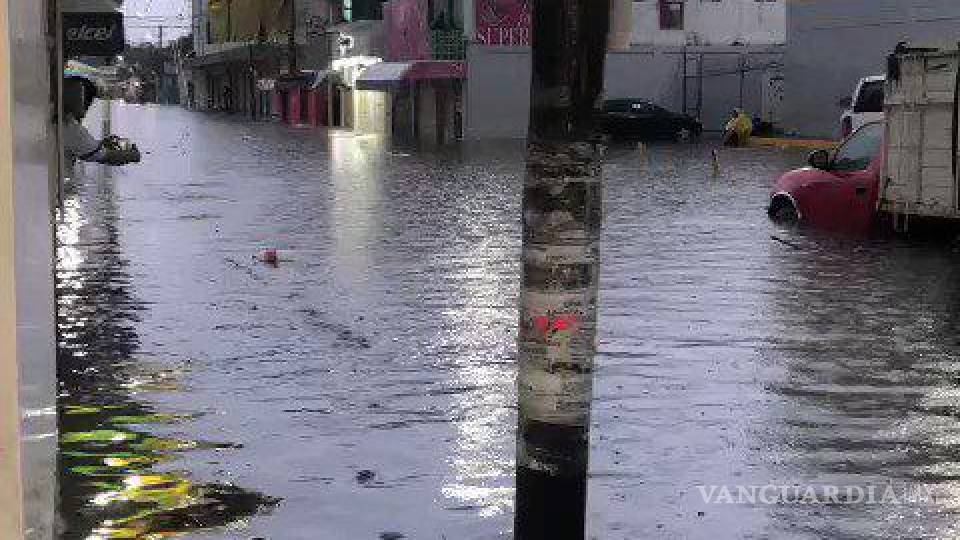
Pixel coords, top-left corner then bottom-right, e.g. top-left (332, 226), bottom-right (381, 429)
top-left (768, 121), bottom-right (885, 232)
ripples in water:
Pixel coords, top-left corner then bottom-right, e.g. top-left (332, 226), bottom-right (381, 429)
top-left (56, 160), bottom-right (276, 539)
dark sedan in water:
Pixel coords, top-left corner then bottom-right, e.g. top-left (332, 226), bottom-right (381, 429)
top-left (596, 99), bottom-right (702, 141)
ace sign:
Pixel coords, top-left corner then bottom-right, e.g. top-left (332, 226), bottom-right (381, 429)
top-left (63, 12), bottom-right (125, 56)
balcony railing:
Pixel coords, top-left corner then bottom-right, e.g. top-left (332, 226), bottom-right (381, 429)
top-left (431, 30), bottom-right (466, 61)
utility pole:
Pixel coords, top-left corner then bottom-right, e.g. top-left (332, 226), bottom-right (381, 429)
top-left (515, 0), bottom-right (610, 538)
top-left (739, 53), bottom-right (746, 109)
top-left (158, 24), bottom-right (163, 48)
top-left (288, 0), bottom-right (298, 74)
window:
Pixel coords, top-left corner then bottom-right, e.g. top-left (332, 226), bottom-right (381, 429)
top-left (832, 122), bottom-right (883, 172)
top-left (602, 100), bottom-right (631, 113)
top-left (853, 80), bottom-right (884, 114)
top-left (659, 0), bottom-right (683, 30)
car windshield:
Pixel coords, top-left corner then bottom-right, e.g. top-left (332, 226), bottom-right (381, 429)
top-left (853, 80), bottom-right (884, 113)
top-left (603, 100), bottom-right (631, 113)
top-left (833, 122), bottom-right (884, 172)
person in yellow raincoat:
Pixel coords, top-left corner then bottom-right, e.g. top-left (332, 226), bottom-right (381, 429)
top-left (723, 108), bottom-right (753, 147)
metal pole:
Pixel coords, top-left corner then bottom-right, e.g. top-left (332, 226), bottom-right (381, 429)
top-left (739, 53), bottom-right (745, 110)
top-left (516, 0), bottom-right (609, 537)
top-left (101, 72), bottom-right (111, 136)
top-left (682, 47), bottom-right (687, 116)
top-left (249, 44), bottom-right (257, 120)
top-left (410, 80), bottom-right (416, 141)
top-left (158, 24), bottom-right (163, 48)
top-left (288, 0), bottom-right (297, 74)
top-left (697, 52), bottom-right (704, 120)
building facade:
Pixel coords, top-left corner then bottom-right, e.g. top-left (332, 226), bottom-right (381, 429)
top-left (782, 0), bottom-right (960, 138)
top-left (466, 0), bottom-right (786, 139)
top-left (188, 0), bottom-right (387, 127)
top-left (630, 0), bottom-right (784, 47)
top-left (352, 0), bottom-right (466, 143)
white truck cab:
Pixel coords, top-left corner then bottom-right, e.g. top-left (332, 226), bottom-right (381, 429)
top-left (840, 75), bottom-right (885, 138)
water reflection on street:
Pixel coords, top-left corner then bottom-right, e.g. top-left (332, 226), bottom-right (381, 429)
top-left (56, 142), bottom-right (276, 539)
top-left (57, 104), bottom-right (960, 539)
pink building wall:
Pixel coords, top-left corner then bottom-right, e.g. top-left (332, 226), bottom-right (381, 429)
top-left (384, 0), bottom-right (431, 62)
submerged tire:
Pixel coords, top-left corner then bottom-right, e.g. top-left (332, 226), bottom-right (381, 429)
top-left (769, 198), bottom-right (799, 224)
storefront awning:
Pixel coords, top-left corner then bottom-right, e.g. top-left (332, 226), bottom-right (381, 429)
top-left (186, 44), bottom-right (255, 68)
top-left (186, 43), bottom-right (284, 69)
top-left (355, 61), bottom-right (467, 91)
top-left (355, 62), bottom-right (414, 91)
top-left (275, 73), bottom-right (314, 91)
top-left (406, 61), bottom-right (467, 81)
top-left (310, 70), bottom-right (342, 89)
top-left (274, 70), bottom-right (343, 91)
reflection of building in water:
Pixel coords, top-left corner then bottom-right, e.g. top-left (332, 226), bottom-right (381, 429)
top-left (56, 168), bottom-right (275, 539)
top-left (329, 132), bottom-right (386, 302)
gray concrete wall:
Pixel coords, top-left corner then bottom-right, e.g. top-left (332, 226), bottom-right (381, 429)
top-left (607, 47), bottom-right (782, 132)
top-left (604, 49), bottom-right (683, 114)
top-left (418, 84), bottom-right (438, 142)
top-left (465, 44), bottom-right (531, 139)
top-left (466, 43), bottom-right (781, 139)
top-left (783, 0), bottom-right (960, 139)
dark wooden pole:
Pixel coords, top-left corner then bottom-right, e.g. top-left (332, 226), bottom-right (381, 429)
top-left (515, 0), bottom-right (610, 538)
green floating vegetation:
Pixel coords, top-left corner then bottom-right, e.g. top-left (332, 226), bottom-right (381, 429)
top-left (62, 450), bottom-right (145, 459)
top-left (108, 413), bottom-right (195, 425)
top-left (61, 430), bottom-right (139, 444)
top-left (69, 465), bottom-right (129, 478)
top-left (130, 437), bottom-right (199, 453)
top-left (63, 404), bottom-right (128, 416)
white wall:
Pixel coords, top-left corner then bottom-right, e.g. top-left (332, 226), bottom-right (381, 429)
top-left (783, 0), bottom-right (960, 138)
top-left (631, 0), bottom-right (785, 47)
top-left (465, 44), bottom-right (531, 139)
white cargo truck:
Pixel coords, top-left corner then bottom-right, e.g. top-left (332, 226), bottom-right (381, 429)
top-left (882, 46), bottom-right (960, 221)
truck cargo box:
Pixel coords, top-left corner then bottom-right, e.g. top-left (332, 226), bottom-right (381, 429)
top-left (882, 48), bottom-right (960, 218)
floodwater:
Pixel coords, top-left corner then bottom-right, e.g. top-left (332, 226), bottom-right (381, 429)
top-left (57, 103), bottom-right (960, 539)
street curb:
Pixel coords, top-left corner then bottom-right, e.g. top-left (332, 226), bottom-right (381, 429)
top-left (748, 137), bottom-right (839, 151)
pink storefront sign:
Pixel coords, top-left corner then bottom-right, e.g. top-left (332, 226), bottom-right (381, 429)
top-left (475, 0), bottom-right (532, 47)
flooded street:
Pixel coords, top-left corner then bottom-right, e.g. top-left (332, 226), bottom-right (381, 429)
top-left (58, 103), bottom-right (960, 539)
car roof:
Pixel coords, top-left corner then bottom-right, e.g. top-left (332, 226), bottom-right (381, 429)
top-left (605, 98), bottom-right (655, 105)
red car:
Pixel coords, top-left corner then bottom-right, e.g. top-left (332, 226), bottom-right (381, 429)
top-left (768, 121), bottom-right (885, 233)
